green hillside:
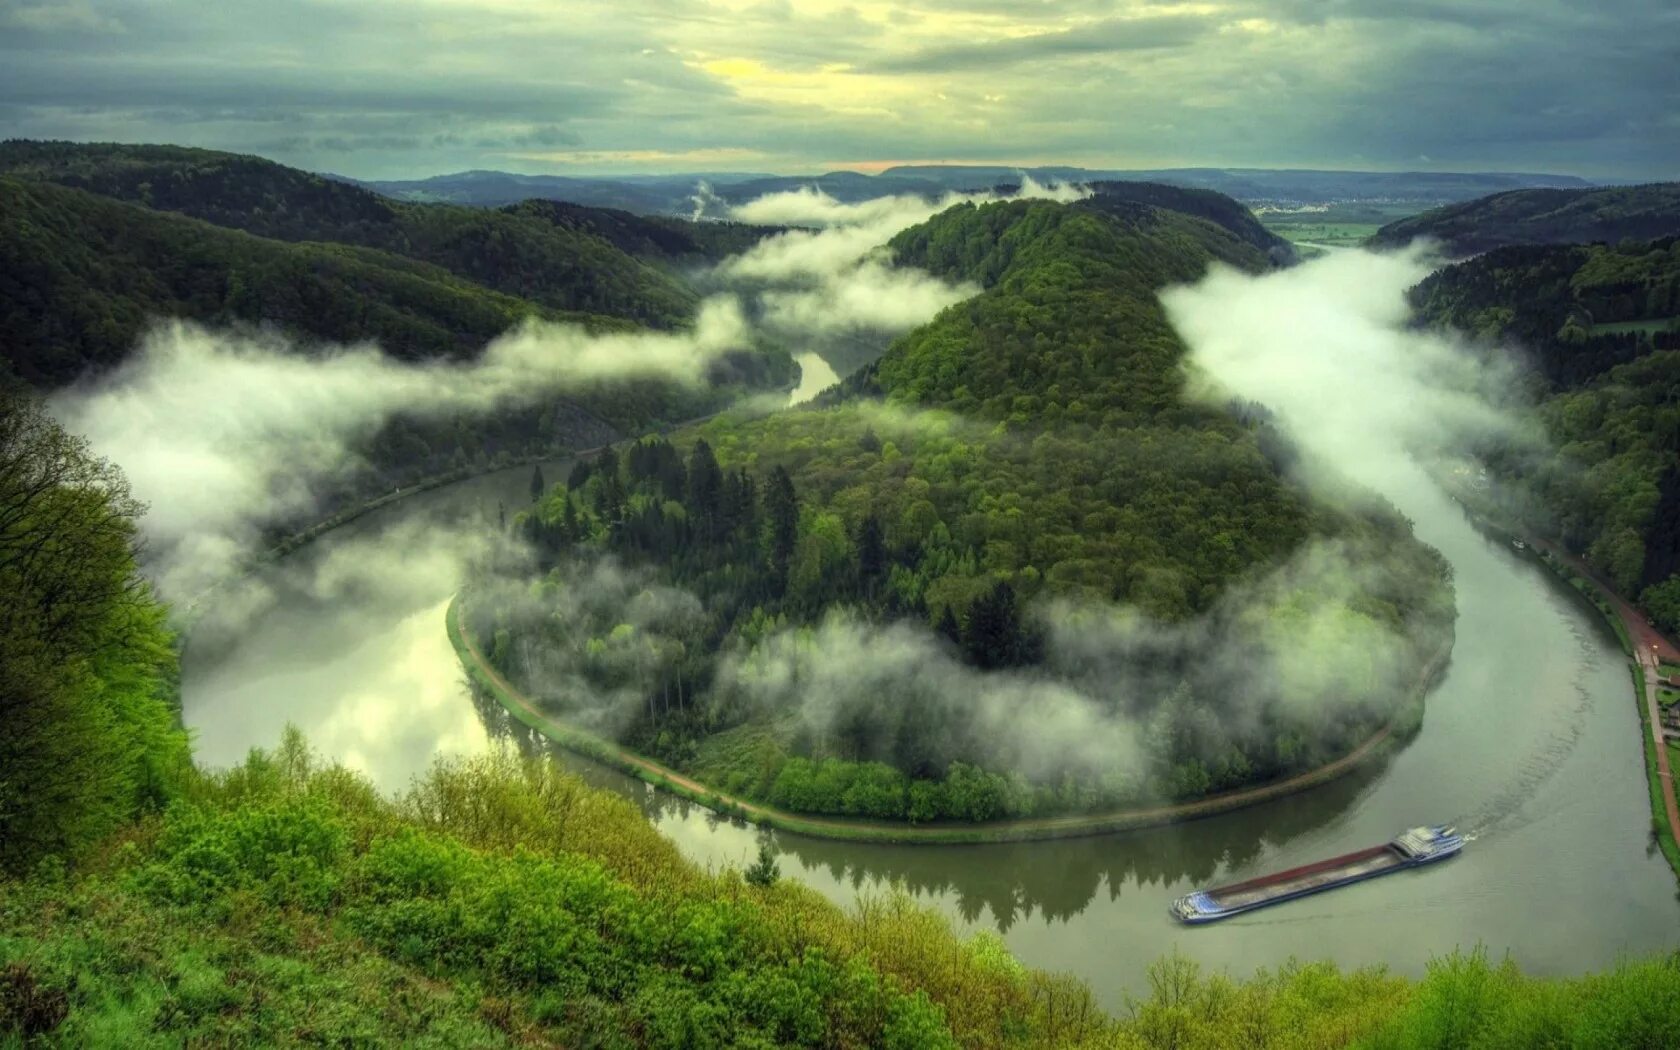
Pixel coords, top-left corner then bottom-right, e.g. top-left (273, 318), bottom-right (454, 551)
top-left (1083, 181), bottom-right (1295, 261)
top-left (1410, 237), bottom-right (1680, 626)
top-left (0, 176), bottom-right (612, 384)
top-left (4, 390), bottom-right (1675, 1047)
top-left (0, 140), bottom-right (704, 327)
top-left (1371, 183), bottom-right (1680, 255)
top-left (0, 175), bottom-right (794, 526)
top-left (469, 198), bottom-right (1453, 825)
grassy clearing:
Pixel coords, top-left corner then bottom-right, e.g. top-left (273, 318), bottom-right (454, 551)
top-left (689, 722), bottom-right (792, 801)
top-left (1258, 221), bottom-right (1383, 246)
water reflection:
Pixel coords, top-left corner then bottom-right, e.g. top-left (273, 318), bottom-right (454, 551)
top-left (472, 675), bottom-right (1385, 929)
top-left (787, 352), bottom-right (841, 405)
top-left (179, 454), bottom-right (1680, 1008)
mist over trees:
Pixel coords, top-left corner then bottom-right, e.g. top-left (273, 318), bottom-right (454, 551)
top-left (465, 197), bottom-right (1454, 824)
top-left (1410, 236), bottom-right (1680, 625)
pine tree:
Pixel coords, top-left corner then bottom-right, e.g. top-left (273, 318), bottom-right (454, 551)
top-left (744, 841), bottom-right (780, 887)
top-left (686, 439), bottom-right (724, 544)
top-left (763, 466), bottom-right (799, 579)
top-left (936, 604), bottom-right (962, 646)
top-left (857, 513), bottom-right (886, 588)
top-left (962, 580), bottom-right (1025, 670)
top-left (529, 464), bottom-right (545, 503)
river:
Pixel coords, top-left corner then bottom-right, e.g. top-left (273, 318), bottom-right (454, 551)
top-left (181, 446), bottom-right (1680, 1010)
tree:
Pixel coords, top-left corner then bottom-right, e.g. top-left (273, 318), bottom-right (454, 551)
top-left (0, 388), bottom-right (188, 874)
top-left (762, 466), bottom-right (799, 581)
top-left (935, 605), bottom-right (962, 646)
top-left (962, 580), bottom-right (1031, 670)
top-left (744, 840), bottom-right (780, 887)
top-left (529, 464), bottom-right (545, 503)
top-left (686, 439), bottom-right (724, 543)
top-left (857, 513), bottom-right (886, 589)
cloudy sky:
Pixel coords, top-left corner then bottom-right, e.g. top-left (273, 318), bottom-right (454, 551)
top-left (2, 0), bottom-right (1674, 179)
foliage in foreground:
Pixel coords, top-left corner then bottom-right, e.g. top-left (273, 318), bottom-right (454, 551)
top-left (4, 737), bottom-right (1680, 1048)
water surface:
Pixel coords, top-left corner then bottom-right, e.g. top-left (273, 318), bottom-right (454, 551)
top-left (182, 456), bottom-right (1680, 1007)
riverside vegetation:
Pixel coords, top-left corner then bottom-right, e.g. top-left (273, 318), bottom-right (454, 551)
top-left (0, 386), bottom-right (1676, 1047)
top-left (1408, 236), bottom-right (1680, 633)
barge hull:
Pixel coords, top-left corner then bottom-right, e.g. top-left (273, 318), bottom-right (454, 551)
top-left (1172, 826), bottom-right (1463, 924)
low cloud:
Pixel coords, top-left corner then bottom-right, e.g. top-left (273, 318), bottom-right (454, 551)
top-left (1161, 245), bottom-right (1534, 500)
top-left (508, 535), bottom-right (1427, 794)
top-left (51, 301), bottom-right (750, 600)
top-left (711, 175), bottom-right (1087, 338)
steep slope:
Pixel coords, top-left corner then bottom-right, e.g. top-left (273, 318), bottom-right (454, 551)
top-left (471, 198), bottom-right (1453, 824)
top-left (0, 140), bottom-right (699, 326)
top-left (1082, 182), bottom-right (1293, 261)
top-left (1411, 237), bottom-right (1680, 615)
top-left (504, 198), bottom-right (781, 264)
top-left (0, 176), bottom-right (606, 385)
top-left (0, 176), bottom-right (794, 528)
top-left (1371, 183), bottom-right (1680, 255)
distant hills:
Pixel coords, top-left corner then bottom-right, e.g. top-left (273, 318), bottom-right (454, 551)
top-left (0, 140), bottom-right (799, 515)
top-left (0, 141), bottom-right (759, 329)
top-left (1372, 183), bottom-right (1680, 256)
top-left (0, 175), bottom-right (613, 385)
top-left (349, 163), bottom-right (1598, 215)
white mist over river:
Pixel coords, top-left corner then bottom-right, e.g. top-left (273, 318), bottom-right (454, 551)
top-left (174, 249), bottom-right (1679, 1006)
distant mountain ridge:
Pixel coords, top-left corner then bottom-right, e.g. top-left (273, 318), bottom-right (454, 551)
top-left (0, 140), bottom-right (735, 327)
top-left (1371, 183), bottom-right (1680, 256)
top-left (349, 163), bottom-right (1598, 215)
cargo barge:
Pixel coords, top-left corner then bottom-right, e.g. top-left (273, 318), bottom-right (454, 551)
top-left (1170, 825), bottom-right (1463, 924)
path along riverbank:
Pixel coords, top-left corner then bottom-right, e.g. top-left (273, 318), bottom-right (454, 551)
top-left (449, 593), bottom-right (1450, 845)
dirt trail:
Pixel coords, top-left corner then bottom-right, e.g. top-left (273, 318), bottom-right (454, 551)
top-left (451, 597), bottom-right (1431, 843)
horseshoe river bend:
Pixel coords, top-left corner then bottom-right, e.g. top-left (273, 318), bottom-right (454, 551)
top-left (180, 454), bottom-right (1680, 1009)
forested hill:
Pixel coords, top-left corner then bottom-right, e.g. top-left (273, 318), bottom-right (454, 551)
top-left (0, 176), bottom-right (615, 384)
top-left (473, 197), bottom-right (1453, 825)
top-left (1370, 183), bottom-right (1680, 256)
top-left (871, 197), bottom-right (1273, 419)
top-left (1083, 181), bottom-right (1294, 262)
top-left (1410, 237), bottom-right (1680, 626)
top-left (0, 139), bottom-right (724, 327)
top-left (503, 198), bottom-right (781, 265)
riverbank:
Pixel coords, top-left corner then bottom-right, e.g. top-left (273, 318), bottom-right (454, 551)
top-left (449, 593), bottom-right (1451, 844)
top-left (1431, 466), bottom-right (1680, 879)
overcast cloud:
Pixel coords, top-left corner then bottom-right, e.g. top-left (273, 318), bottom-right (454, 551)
top-left (0, 0), bottom-right (1674, 178)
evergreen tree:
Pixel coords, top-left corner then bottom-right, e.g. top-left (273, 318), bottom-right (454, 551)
top-left (560, 492), bottom-right (579, 544)
top-left (686, 439), bottom-right (724, 544)
top-left (962, 580), bottom-right (1028, 670)
top-left (936, 604), bottom-right (962, 647)
top-left (529, 464), bottom-right (545, 503)
top-left (857, 513), bottom-right (886, 588)
top-left (744, 841), bottom-right (780, 887)
top-left (763, 466), bottom-right (799, 579)
top-left (595, 447), bottom-right (624, 524)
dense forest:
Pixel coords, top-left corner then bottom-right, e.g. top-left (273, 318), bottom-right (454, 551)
top-left (1410, 238), bottom-right (1680, 627)
top-left (1371, 182), bottom-right (1680, 255)
top-left (8, 381), bottom-right (1673, 1047)
top-left (0, 144), bottom-right (797, 547)
top-left (0, 140), bottom-right (757, 326)
top-left (465, 197), bottom-right (1454, 824)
